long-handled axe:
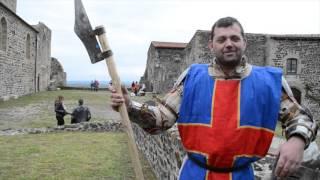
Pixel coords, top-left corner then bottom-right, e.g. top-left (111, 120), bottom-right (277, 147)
top-left (74, 0), bottom-right (144, 179)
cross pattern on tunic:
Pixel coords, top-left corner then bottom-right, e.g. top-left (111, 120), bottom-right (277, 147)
top-left (178, 80), bottom-right (274, 179)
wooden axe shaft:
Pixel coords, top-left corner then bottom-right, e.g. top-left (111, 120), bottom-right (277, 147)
top-left (96, 26), bottom-right (145, 180)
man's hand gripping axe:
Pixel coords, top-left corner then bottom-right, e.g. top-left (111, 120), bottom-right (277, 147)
top-left (74, 0), bottom-right (144, 179)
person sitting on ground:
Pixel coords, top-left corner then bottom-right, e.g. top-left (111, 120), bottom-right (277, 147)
top-left (71, 99), bottom-right (91, 124)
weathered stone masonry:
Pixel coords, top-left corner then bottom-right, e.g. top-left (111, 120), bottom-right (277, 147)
top-left (142, 41), bottom-right (187, 93)
top-left (0, 2), bottom-right (37, 100)
top-left (0, 0), bottom-right (16, 13)
top-left (50, 57), bottom-right (66, 89)
top-left (0, 1), bottom-right (66, 101)
top-left (267, 35), bottom-right (320, 120)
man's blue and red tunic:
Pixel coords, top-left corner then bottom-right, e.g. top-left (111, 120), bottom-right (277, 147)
top-left (177, 64), bottom-right (282, 180)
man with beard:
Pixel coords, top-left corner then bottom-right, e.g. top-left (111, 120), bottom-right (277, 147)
top-left (110, 17), bottom-right (318, 180)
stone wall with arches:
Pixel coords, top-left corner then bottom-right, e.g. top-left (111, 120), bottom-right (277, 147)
top-left (0, 2), bottom-right (53, 101)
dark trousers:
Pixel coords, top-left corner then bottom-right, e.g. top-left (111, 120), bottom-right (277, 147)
top-left (56, 116), bottom-right (65, 126)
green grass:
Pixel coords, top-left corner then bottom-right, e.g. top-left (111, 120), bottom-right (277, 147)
top-left (0, 90), bottom-right (112, 129)
top-left (0, 90), bottom-right (157, 179)
top-left (0, 132), bottom-right (157, 179)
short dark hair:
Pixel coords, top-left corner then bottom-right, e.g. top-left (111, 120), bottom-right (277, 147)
top-left (210, 17), bottom-right (245, 40)
top-left (78, 99), bottom-right (84, 105)
top-left (56, 95), bottom-right (64, 103)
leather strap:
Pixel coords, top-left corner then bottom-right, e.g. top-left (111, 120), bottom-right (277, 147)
top-left (188, 153), bottom-right (250, 173)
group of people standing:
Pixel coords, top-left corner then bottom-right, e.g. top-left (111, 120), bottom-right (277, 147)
top-left (90, 80), bottom-right (100, 91)
top-left (131, 81), bottom-right (146, 96)
top-left (54, 96), bottom-right (91, 126)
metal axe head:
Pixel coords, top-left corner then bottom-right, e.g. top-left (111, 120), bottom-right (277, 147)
top-left (74, 0), bottom-right (104, 64)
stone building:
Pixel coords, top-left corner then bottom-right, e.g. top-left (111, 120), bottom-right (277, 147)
top-left (141, 30), bottom-right (320, 120)
top-left (0, 0), bottom-right (64, 101)
top-left (142, 41), bottom-right (187, 93)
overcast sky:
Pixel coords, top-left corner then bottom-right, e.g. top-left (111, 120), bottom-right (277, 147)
top-left (17, 0), bottom-right (320, 82)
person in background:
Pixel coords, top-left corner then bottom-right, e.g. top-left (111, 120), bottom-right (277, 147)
top-left (131, 81), bottom-right (136, 94)
top-left (54, 95), bottom-right (69, 127)
top-left (90, 80), bottom-right (94, 91)
top-left (94, 80), bottom-right (99, 92)
top-left (71, 99), bottom-right (91, 124)
top-left (110, 17), bottom-right (318, 179)
top-left (134, 81), bottom-right (140, 95)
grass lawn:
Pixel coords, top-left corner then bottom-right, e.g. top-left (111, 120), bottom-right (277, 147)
top-left (0, 90), bottom-right (157, 179)
top-left (0, 90), bottom-right (114, 129)
top-left (0, 132), bottom-right (133, 179)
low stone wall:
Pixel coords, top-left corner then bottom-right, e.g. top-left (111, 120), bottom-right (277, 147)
top-left (0, 94), bottom-right (19, 102)
top-left (0, 121), bottom-right (124, 136)
top-left (133, 124), bottom-right (185, 179)
top-left (132, 124), bottom-right (320, 180)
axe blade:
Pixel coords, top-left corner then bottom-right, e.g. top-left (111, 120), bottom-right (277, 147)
top-left (74, 0), bottom-right (104, 64)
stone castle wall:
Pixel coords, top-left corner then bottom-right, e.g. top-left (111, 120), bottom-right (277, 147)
top-left (245, 33), bottom-right (266, 66)
top-left (0, 1), bottom-right (61, 101)
top-left (0, 0), bottom-right (16, 13)
top-left (142, 43), bottom-right (186, 93)
top-left (0, 4), bottom-right (38, 100)
top-left (33, 23), bottom-right (52, 92)
top-left (184, 30), bottom-right (213, 66)
top-left (133, 124), bottom-right (185, 179)
top-left (268, 36), bottom-right (320, 119)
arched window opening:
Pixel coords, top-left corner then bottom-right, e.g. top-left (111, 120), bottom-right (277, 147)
top-left (37, 74), bottom-right (40, 91)
top-left (0, 17), bottom-right (7, 51)
top-left (291, 87), bottom-right (301, 104)
top-left (26, 34), bottom-right (31, 59)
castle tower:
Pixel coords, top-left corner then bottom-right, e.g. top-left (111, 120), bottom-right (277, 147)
top-left (0, 0), bottom-right (17, 13)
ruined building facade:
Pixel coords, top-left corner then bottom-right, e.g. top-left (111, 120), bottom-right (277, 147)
top-left (141, 30), bottom-right (320, 121)
top-left (0, 1), bottom-right (66, 101)
top-left (50, 57), bottom-right (66, 88)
